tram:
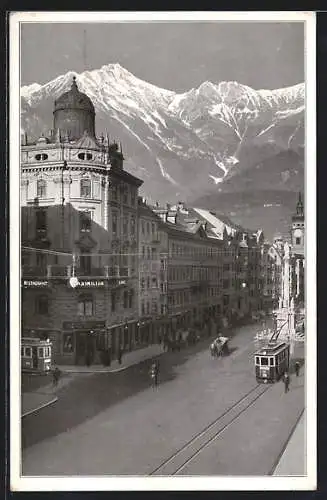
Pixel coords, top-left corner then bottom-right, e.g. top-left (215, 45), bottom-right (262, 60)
top-left (254, 341), bottom-right (290, 383)
top-left (21, 337), bottom-right (52, 373)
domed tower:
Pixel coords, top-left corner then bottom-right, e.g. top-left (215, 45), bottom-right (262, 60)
top-left (53, 76), bottom-right (95, 141)
top-left (291, 192), bottom-right (305, 256)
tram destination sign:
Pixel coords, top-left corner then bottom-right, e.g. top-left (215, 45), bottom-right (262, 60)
top-left (22, 280), bottom-right (49, 288)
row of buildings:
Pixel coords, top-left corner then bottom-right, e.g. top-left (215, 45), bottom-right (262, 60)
top-left (20, 76), bottom-right (305, 365)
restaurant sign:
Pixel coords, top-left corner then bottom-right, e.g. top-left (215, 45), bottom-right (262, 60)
top-left (22, 280), bottom-right (49, 288)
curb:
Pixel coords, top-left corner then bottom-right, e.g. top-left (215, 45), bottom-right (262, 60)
top-left (269, 407), bottom-right (305, 475)
top-left (60, 349), bottom-right (165, 375)
top-left (22, 396), bottom-right (58, 418)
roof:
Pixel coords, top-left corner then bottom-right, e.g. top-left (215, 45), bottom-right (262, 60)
top-left (54, 77), bottom-right (95, 114)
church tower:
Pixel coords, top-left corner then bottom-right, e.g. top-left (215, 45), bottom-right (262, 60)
top-left (291, 192), bottom-right (305, 257)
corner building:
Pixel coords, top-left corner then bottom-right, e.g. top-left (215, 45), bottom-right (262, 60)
top-left (21, 77), bottom-right (143, 365)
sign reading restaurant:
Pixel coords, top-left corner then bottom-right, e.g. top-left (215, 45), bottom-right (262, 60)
top-left (22, 280), bottom-right (49, 288)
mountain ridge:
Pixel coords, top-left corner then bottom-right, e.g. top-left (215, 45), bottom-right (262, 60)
top-left (21, 63), bottom-right (305, 238)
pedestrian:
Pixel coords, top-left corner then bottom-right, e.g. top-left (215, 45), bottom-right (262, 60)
top-left (117, 345), bottom-right (123, 365)
top-left (150, 361), bottom-right (159, 389)
top-left (295, 361), bottom-right (300, 377)
top-left (283, 371), bottom-right (290, 393)
top-left (52, 366), bottom-right (61, 388)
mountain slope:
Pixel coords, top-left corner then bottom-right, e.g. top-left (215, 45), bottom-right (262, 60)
top-left (21, 64), bottom-right (305, 234)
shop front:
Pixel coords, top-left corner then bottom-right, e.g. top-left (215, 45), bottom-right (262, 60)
top-left (61, 321), bottom-right (107, 365)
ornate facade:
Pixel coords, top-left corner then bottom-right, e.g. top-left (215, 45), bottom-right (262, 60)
top-left (21, 77), bottom-right (143, 365)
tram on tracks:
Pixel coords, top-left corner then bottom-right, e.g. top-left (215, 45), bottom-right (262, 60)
top-left (21, 337), bottom-right (53, 373)
top-left (254, 341), bottom-right (290, 383)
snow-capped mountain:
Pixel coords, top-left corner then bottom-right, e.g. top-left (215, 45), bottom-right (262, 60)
top-left (21, 64), bottom-right (304, 236)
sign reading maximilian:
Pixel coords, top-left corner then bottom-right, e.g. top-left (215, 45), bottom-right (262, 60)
top-left (69, 278), bottom-right (105, 288)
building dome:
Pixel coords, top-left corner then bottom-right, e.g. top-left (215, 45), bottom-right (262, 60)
top-left (53, 76), bottom-right (96, 141)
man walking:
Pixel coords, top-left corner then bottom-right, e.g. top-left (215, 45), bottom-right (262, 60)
top-left (150, 360), bottom-right (159, 389)
top-left (52, 366), bottom-right (61, 389)
top-left (283, 371), bottom-right (290, 393)
top-left (295, 361), bottom-right (300, 377)
top-left (117, 345), bottom-right (123, 365)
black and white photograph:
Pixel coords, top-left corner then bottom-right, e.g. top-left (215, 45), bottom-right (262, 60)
top-left (9, 11), bottom-right (316, 491)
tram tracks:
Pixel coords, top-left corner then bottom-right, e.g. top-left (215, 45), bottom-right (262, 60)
top-left (149, 383), bottom-right (272, 476)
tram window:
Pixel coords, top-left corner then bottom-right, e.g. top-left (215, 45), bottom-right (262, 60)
top-left (269, 357), bottom-right (274, 366)
top-left (261, 357), bottom-right (268, 366)
top-left (38, 347), bottom-right (44, 358)
top-left (25, 347), bottom-right (32, 357)
top-left (255, 356), bottom-right (260, 365)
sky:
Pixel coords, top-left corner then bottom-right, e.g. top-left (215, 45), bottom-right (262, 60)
top-left (21, 22), bottom-right (304, 92)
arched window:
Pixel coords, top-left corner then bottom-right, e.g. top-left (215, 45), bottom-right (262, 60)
top-left (37, 179), bottom-right (47, 198)
top-left (77, 294), bottom-right (94, 316)
top-left (80, 178), bottom-right (91, 198)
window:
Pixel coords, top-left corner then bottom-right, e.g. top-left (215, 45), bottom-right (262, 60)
top-left (261, 357), bottom-right (268, 366)
top-left (78, 152), bottom-right (93, 160)
top-left (123, 185), bottom-right (128, 204)
top-left (80, 250), bottom-right (91, 275)
top-left (21, 346), bottom-right (24, 357)
top-left (38, 347), bottom-right (44, 358)
top-left (147, 277), bottom-right (150, 289)
top-left (37, 179), bottom-right (47, 198)
top-left (152, 299), bottom-right (158, 314)
top-left (130, 217), bottom-right (135, 236)
top-left (78, 294), bottom-right (94, 316)
top-left (269, 357), bottom-right (274, 366)
top-left (36, 252), bottom-right (46, 269)
top-left (112, 212), bottom-right (118, 236)
top-left (128, 290), bottom-right (134, 308)
top-left (35, 295), bottom-right (49, 315)
top-left (141, 277), bottom-right (145, 291)
top-left (295, 237), bottom-right (301, 245)
top-left (141, 301), bottom-right (145, 315)
top-left (63, 333), bottom-right (74, 353)
top-left (123, 290), bottom-right (129, 308)
top-left (25, 347), bottom-right (32, 357)
top-left (79, 211), bottom-right (91, 233)
top-left (152, 276), bottom-right (158, 288)
top-left (122, 217), bottom-right (128, 236)
top-left (111, 291), bottom-right (117, 312)
top-left (147, 222), bottom-right (150, 235)
top-left (36, 209), bottom-right (47, 233)
top-left (80, 178), bottom-right (91, 198)
top-left (35, 153), bottom-right (48, 161)
top-left (131, 190), bottom-right (135, 207)
top-left (141, 221), bottom-right (145, 235)
top-left (111, 184), bottom-right (118, 201)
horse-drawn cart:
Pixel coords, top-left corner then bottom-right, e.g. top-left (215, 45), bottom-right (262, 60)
top-left (210, 336), bottom-right (230, 357)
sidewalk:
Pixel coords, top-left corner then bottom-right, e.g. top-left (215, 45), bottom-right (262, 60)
top-left (22, 392), bottom-right (58, 418)
top-left (273, 411), bottom-right (306, 476)
top-left (58, 343), bottom-right (165, 374)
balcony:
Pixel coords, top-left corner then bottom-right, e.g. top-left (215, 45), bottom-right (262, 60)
top-left (21, 265), bottom-right (136, 280)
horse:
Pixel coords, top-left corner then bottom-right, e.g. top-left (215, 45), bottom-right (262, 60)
top-left (210, 342), bottom-right (219, 358)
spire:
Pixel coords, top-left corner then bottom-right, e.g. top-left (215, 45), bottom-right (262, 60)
top-left (296, 191), bottom-right (304, 217)
top-left (71, 75), bottom-right (78, 91)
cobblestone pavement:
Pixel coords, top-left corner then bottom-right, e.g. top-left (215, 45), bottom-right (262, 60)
top-left (22, 322), bottom-right (305, 476)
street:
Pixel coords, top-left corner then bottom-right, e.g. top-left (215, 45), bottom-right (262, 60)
top-left (22, 321), bottom-right (305, 476)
